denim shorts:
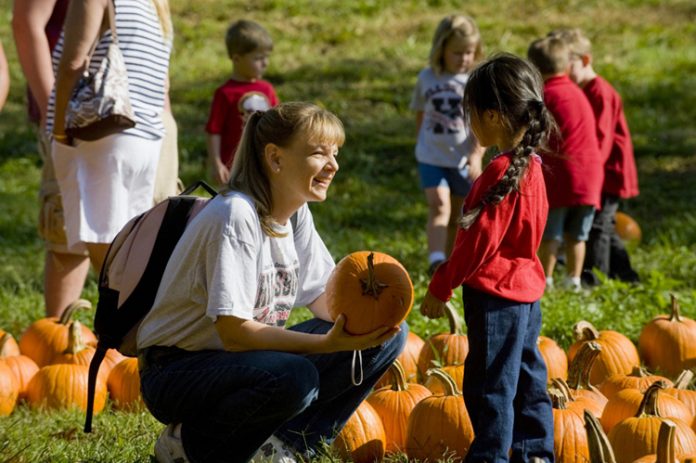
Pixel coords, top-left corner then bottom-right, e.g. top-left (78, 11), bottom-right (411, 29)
top-left (417, 162), bottom-right (472, 197)
top-left (543, 205), bottom-right (596, 241)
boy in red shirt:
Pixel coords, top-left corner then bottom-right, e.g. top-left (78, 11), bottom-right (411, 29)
top-left (528, 36), bottom-right (604, 291)
top-left (205, 20), bottom-right (279, 185)
top-left (553, 28), bottom-right (640, 286)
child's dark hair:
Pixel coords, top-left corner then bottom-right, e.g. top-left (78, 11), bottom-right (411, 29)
top-left (225, 20), bottom-right (273, 59)
top-left (459, 53), bottom-right (555, 229)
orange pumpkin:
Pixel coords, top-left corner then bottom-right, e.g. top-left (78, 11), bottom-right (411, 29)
top-left (631, 419), bottom-right (678, 463)
top-left (26, 363), bottom-right (107, 412)
top-left (599, 366), bottom-right (672, 401)
top-left (0, 355), bottom-right (38, 400)
top-left (563, 341), bottom-right (608, 418)
top-left (374, 331), bottom-right (424, 388)
top-left (639, 294), bottom-right (696, 377)
top-left (417, 303), bottom-right (468, 378)
top-left (333, 400), bottom-right (386, 463)
top-left (326, 251), bottom-right (413, 335)
top-left (568, 320), bottom-right (640, 385)
top-left (0, 360), bottom-right (18, 416)
top-left (601, 386), bottom-right (692, 435)
top-left (608, 382), bottom-right (696, 463)
top-left (548, 385), bottom-right (590, 463)
top-left (18, 299), bottom-right (96, 367)
top-left (107, 358), bottom-right (143, 410)
top-left (539, 335), bottom-right (568, 383)
top-left (367, 361), bottom-right (431, 454)
top-left (615, 211), bottom-right (642, 244)
top-left (405, 368), bottom-right (473, 461)
top-left (664, 370), bottom-right (696, 420)
top-left (0, 331), bottom-right (20, 357)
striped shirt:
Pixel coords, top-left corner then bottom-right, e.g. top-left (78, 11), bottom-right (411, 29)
top-left (46, 0), bottom-right (172, 140)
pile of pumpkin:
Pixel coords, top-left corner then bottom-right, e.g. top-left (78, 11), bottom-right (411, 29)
top-left (0, 300), bottom-right (142, 416)
top-left (334, 294), bottom-right (696, 463)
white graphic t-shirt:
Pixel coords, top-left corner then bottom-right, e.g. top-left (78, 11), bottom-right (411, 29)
top-left (410, 67), bottom-right (478, 169)
top-left (136, 192), bottom-right (335, 351)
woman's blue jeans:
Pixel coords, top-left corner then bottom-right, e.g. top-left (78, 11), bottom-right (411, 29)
top-left (139, 318), bottom-right (408, 463)
top-left (461, 286), bottom-right (554, 463)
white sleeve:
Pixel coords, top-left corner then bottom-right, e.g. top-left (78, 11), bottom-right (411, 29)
top-left (205, 227), bottom-right (259, 322)
top-left (293, 205), bottom-right (335, 308)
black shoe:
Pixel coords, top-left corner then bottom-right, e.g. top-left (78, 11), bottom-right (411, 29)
top-left (428, 260), bottom-right (444, 277)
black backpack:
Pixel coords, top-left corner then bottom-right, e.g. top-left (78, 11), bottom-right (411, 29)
top-left (84, 181), bottom-right (217, 432)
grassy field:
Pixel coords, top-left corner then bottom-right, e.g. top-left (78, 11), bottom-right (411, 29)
top-left (0, 0), bottom-right (695, 461)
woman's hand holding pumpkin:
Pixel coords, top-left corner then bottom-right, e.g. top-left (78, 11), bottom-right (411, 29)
top-left (324, 314), bottom-right (400, 352)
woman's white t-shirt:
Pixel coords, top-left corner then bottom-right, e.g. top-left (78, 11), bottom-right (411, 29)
top-left (136, 191), bottom-right (336, 351)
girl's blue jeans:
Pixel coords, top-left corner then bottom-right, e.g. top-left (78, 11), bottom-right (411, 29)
top-left (461, 285), bottom-right (555, 463)
top-left (139, 318), bottom-right (408, 463)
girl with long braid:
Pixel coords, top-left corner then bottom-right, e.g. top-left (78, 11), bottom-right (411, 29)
top-left (420, 53), bottom-right (555, 462)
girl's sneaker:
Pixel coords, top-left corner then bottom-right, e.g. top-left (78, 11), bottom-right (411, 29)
top-left (154, 423), bottom-right (189, 463)
top-left (252, 435), bottom-right (299, 463)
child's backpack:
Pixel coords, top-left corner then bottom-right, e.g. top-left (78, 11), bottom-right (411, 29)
top-left (84, 181), bottom-right (217, 432)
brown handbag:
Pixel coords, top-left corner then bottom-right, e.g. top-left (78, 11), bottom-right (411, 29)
top-left (64, 0), bottom-right (135, 141)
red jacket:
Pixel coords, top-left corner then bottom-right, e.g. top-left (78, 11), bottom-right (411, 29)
top-left (429, 152), bottom-right (548, 303)
top-left (542, 75), bottom-right (604, 209)
top-left (205, 79), bottom-right (279, 167)
top-left (583, 76), bottom-right (639, 199)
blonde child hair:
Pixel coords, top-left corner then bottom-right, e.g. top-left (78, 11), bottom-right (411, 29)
top-left (151, 0), bottom-right (173, 41)
top-left (527, 36), bottom-right (570, 76)
top-left (429, 14), bottom-right (483, 74)
top-left (225, 19), bottom-right (274, 59)
top-left (548, 27), bottom-right (592, 57)
top-left (228, 102), bottom-right (344, 237)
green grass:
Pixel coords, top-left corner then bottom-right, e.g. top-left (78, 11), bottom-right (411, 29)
top-left (0, 0), bottom-right (695, 461)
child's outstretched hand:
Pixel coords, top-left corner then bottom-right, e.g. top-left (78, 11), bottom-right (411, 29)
top-left (420, 290), bottom-right (446, 319)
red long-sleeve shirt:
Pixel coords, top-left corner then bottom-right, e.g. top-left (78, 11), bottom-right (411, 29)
top-left (429, 152), bottom-right (549, 303)
top-left (583, 76), bottom-right (639, 199)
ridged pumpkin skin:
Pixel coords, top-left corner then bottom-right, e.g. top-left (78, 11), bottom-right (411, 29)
top-left (18, 300), bottom-right (96, 367)
top-left (367, 361), bottom-right (432, 454)
top-left (405, 369), bottom-right (473, 461)
top-left (333, 400), bottom-right (386, 463)
top-left (568, 321), bottom-right (640, 385)
top-left (601, 387), bottom-right (693, 434)
top-left (608, 382), bottom-right (696, 463)
top-left (0, 332), bottom-right (21, 357)
top-left (325, 251), bottom-right (413, 335)
top-left (0, 361), bottom-right (18, 416)
top-left (599, 366), bottom-right (672, 401)
top-left (417, 303), bottom-right (468, 378)
top-left (664, 370), bottom-right (696, 421)
top-left (549, 389), bottom-right (589, 463)
top-left (539, 335), bottom-right (568, 382)
top-left (639, 295), bottom-right (696, 377)
top-left (107, 358), bottom-right (143, 410)
top-left (375, 331), bottom-right (424, 388)
top-left (424, 365), bottom-right (464, 396)
top-left (26, 364), bottom-right (107, 412)
top-left (0, 355), bottom-right (38, 400)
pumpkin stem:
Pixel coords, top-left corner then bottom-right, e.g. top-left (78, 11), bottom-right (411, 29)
top-left (388, 360), bottom-right (408, 392)
top-left (629, 365), bottom-right (651, 378)
top-left (584, 410), bottom-right (617, 463)
top-left (0, 333), bottom-right (16, 357)
top-left (573, 320), bottom-right (600, 342)
top-left (359, 253), bottom-right (389, 300)
top-left (636, 380), bottom-right (667, 418)
top-left (656, 419), bottom-right (677, 463)
top-left (549, 388), bottom-right (568, 410)
top-left (426, 368), bottom-right (461, 396)
top-left (444, 302), bottom-right (464, 335)
top-left (58, 298), bottom-right (92, 325)
top-left (64, 321), bottom-right (86, 355)
top-left (567, 341), bottom-right (601, 391)
top-left (668, 293), bottom-right (682, 323)
top-left (674, 369), bottom-right (695, 390)
top-left (550, 378), bottom-right (576, 403)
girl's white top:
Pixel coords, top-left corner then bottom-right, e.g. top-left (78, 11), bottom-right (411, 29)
top-left (136, 191), bottom-right (336, 351)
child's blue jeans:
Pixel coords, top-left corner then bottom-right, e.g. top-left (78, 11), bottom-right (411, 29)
top-left (461, 285), bottom-right (555, 463)
top-left (139, 318), bottom-right (407, 463)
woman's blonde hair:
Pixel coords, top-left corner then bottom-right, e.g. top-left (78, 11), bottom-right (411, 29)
top-left (228, 102), bottom-right (345, 237)
top-left (150, 0), bottom-right (173, 41)
top-left (429, 14), bottom-right (483, 75)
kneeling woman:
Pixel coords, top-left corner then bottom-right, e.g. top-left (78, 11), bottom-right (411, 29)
top-left (137, 102), bottom-right (407, 463)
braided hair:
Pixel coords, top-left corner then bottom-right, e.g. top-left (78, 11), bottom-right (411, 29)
top-left (459, 53), bottom-right (556, 229)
